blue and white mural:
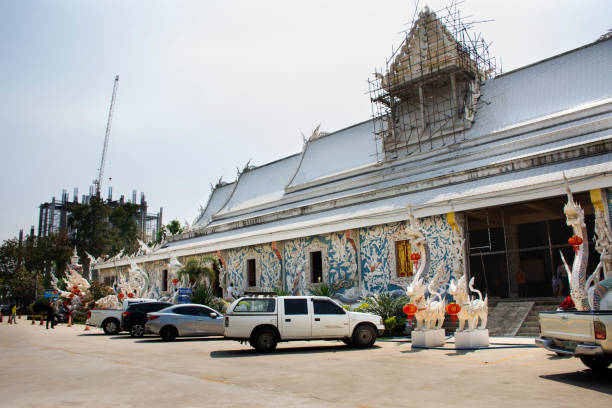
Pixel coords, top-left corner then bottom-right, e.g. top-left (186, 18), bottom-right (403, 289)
top-left (283, 232), bottom-right (358, 295)
top-left (360, 215), bottom-right (459, 295)
top-left (225, 244), bottom-right (282, 291)
top-left (221, 215), bottom-right (459, 297)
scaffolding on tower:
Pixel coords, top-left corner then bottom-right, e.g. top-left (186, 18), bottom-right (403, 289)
top-left (368, 2), bottom-right (499, 162)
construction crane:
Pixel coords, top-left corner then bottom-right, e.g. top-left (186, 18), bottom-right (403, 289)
top-left (93, 75), bottom-right (120, 198)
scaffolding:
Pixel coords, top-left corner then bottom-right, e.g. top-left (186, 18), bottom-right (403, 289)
top-left (369, 2), bottom-right (499, 161)
top-left (38, 187), bottom-right (163, 243)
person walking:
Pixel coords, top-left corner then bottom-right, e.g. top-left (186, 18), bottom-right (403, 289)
top-left (516, 266), bottom-right (527, 297)
top-left (10, 304), bottom-right (17, 324)
top-left (46, 301), bottom-right (56, 329)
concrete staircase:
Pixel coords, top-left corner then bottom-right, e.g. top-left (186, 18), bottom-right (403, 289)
top-left (515, 299), bottom-right (563, 337)
top-left (441, 298), bottom-right (564, 337)
top-left (487, 300), bottom-right (534, 336)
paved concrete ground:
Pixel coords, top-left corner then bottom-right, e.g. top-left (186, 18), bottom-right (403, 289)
top-left (0, 320), bottom-right (610, 407)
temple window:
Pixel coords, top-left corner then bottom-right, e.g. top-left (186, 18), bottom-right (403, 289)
top-left (247, 258), bottom-right (257, 287)
top-left (162, 269), bottom-right (168, 291)
top-left (310, 251), bottom-right (323, 283)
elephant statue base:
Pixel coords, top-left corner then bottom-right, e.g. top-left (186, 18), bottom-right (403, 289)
top-left (454, 328), bottom-right (489, 349)
top-left (412, 328), bottom-right (446, 348)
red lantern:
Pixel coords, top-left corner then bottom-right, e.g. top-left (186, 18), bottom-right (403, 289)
top-left (410, 252), bottom-right (421, 269)
top-left (127, 293), bottom-right (134, 298)
top-left (172, 278), bottom-right (179, 286)
top-left (403, 303), bottom-right (418, 319)
top-left (118, 293), bottom-right (125, 300)
top-left (446, 303), bottom-right (461, 324)
top-left (568, 235), bottom-right (583, 254)
top-left (69, 293), bottom-right (74, 299)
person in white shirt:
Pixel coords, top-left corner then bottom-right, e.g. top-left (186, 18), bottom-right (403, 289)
top-left (226, 283), bottom-right (237, 301)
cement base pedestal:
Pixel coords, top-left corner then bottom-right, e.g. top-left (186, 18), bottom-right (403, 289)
top-left (411, 329), bottom-right (445, 348)
top-left (454, 329), bottom-right (489, 349)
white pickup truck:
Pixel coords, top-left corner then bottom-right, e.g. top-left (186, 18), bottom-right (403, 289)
top-left (86, 298), bottom-right (155, 335)
top-left (224, 296), bottom-right (385, 352)
top-left (536, 311), bottom-right (612, 370)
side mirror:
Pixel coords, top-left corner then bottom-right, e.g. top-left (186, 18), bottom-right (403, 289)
top-left (209, 312), bottom-right (218, 318)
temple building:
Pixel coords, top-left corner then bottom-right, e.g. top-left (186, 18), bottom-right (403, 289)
top-left (95, 8), bottom-right (612, 302)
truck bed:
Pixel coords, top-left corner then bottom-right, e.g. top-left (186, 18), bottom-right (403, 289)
top-left (537, 311), bottom-right (612, 355)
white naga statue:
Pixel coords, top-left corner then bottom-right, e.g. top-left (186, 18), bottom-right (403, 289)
top-left (447, 275), bottom-right (488, 331)
top-left (404, 214), bottom-right (447, 331)
top-left (51, 248), bottom-right (92, 310)
top-left (560, 182), bottom-right (612, 311)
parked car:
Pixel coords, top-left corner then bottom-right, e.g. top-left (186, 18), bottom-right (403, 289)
top-left (224, 296), bottom-right (385, 352)
top-left (87, 298), bottom-right (156, 335)
top-left (145, 303), bottom-right (224, 341)
top-left (536, 310), bottom-right (612, 370)
top-left (122, 301), bottom-right (173, 337)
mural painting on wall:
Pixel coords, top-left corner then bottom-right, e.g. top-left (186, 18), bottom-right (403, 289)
top-left (282, 232), bottom-right (358, 296)
top-left (360, 214), bottom-right (462, 295)
top-left (225, 244), bottom-right (282, 292)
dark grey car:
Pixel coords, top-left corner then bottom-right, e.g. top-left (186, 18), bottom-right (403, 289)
top-left (144, 303), bottom-right (224, 341)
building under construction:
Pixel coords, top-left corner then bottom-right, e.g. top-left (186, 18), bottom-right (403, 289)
top-left (369, 5), bottom-right (497, 161)
top-left (38, 187), bottom-right (163, 243)
top-left (94, 4), bottom-right (611, 310)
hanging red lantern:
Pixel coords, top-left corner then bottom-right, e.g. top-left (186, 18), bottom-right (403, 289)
top-left (403, 303), bottom-right (418, 320)
top-left (118, 293), bottom-right (125, 300)
top-left (446, 303), bottom-right (461, 324)
top-left (172, 278), bottom-right (179, 286)
top-left (127, 293), bottom-right (134, 298)
top-left (410, 252), bottom-right (421, 269)
top-left (568, 235), bottom-right (583, 254)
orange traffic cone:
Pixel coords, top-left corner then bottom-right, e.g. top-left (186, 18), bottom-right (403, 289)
top-left (84, 324), bottom-right (90, 331)
top-left (67, 315), bottom-right (72, 327)
top-left (40, 317), bottom-right (44, 325)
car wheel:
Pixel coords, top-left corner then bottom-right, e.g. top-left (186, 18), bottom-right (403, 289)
top-left (579, 355), bottom-right (612, 371)
top-left (130, 324), bottom-right (144, 338)
top-left (253, 329), bottom-right (278, 353)
top-left (160, 326), bottom-right (177, 342)
top-left (352, 325), bottom-right (376, 348)
top-left (341, 339), bottom-right (353, 346)
top-left (102, 319), bottom-right (120, 335)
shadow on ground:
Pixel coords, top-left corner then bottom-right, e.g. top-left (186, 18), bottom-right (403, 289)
top-left (210, 344), bottom-right (380, 358)
top-left (135, 336), bottom-right (225, 343)
top-left (540, 370), bottom-right (612, 394)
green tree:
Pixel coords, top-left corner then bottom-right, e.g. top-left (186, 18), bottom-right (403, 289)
top-left (68, 196), bottom-right (114, 262)
top-left (178, 255), bottom-right (217, 286)
top-left (68, 197), bottom-right (143, 267)
top-left (166, 220), bottom-right (183, 236)
top-left (109, 203), bottom-right (140, 254)
top-left (7, 267), bottom-right (37, 306)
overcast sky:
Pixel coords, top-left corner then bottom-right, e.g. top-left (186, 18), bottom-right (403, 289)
top-left (1, 0), bottom-right (611, 242)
